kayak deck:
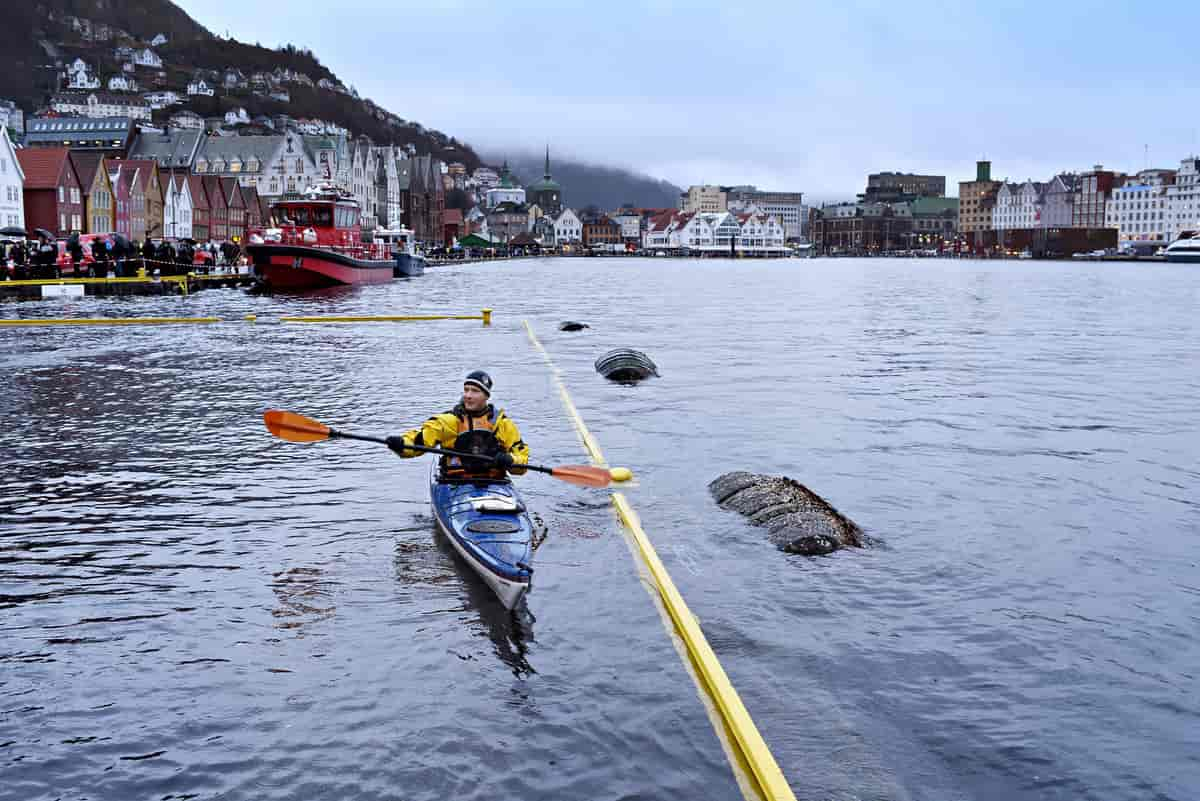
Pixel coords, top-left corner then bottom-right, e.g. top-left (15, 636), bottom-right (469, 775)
top-left (428, 462), bottom-right (534, 609)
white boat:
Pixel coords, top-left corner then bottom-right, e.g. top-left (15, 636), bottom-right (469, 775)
top-left (374, 227), bottom-right (426, 277)
top-left (1164, 233), bottom-right (1200, 263)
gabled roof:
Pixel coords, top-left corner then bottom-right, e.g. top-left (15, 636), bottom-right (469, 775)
top-left (202, 175), bottom-right (226, 208)
top-left (16, 148), bottom-right (75, 189)
top-left (70, 151), bottom-right (107, 190)
top-left (121, 159), bottom-right (160, 196)
top-left (118, 164), bottom-right (139, 197)
top-left (221, 177), bottom-right (245, 207)
top-left (187, 174), bottom-right (210, 211)
top-left (241, 185), bottom-right (261, 217)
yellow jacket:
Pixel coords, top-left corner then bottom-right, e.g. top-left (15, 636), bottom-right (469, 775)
top-left (398, 403), bottom-right (529, 475)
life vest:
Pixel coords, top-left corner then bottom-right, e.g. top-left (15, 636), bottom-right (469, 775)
top-left (442, 407), bottom-right (505, 480)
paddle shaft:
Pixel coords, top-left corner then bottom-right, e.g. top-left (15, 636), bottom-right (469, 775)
top-left (327, 428), bottom-right (554, 475)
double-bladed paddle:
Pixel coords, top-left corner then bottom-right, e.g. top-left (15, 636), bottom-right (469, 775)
top-left (263, 409), bottom-right (633, 489)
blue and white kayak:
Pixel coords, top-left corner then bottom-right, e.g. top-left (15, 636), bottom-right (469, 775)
top-left (428, 461), bottom-right (534, 609)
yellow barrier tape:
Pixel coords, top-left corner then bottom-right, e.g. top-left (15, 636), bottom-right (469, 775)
top-left (0, 310), bottom-right (492, 327)
top-left (280, 309), bottom-right (492, 326)
top-left (280, 315), bottom-right (480, 323)
top-left (1, 276), bottom-right (189, 286)
top-left (0, 316), bottom-right (220, 326)
top-left (522, 320), bottom-right (794, 801)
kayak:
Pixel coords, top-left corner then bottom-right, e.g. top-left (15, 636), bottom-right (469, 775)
top-left (428, 461), bottom-right (534, 609)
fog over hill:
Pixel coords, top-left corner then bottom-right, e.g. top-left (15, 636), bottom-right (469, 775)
top-left (489, 150), bottom-right (683, 211)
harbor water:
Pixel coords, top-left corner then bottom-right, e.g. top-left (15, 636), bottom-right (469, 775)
top-left (1, 257), bottom-right (1198, 800)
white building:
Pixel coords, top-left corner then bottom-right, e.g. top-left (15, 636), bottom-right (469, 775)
top-left (67, 61), bottom-right (101, 90)
top-left (725, 187), bottom-right (807, 240)
top-left (1106, 169), bottom-right (1176, 250)
top-left (132, 48), bottom-right (163, 68)
top-left (168, 110), bottom-right (204, 130)
top-left (187, 79), bottom-right (215, 97)
top-left (993, 181), bottom-right (1043, 230)
top-left (107, 75), bottom-right (137, 92)
top-left (1166, 157), bottom-right (1200, 242)
top-left (471, 167), bottom-right (500, 193)
top-left (735, 211), bottom-right (787, 251)
top-left (554, 208), bottom-right (582, 243)
top-left (144, 91), bottom-right (180, 109)
top-left (51, 92), bottom-right (151, 121)
top-left (0, 100), bottom-right (24, 134)
top-left (163, 173), bottom-right (193, 239)
top-left (223, 107), bottom-right (250, 126)
top-left (611, 211), bottom-right (642, 241)
top-left (643, 209), bottom-right (786, 253)
top-left (1041, 174), bottom-right (1078, 228)
top-left (0, 127), bottom-right (25, 230)
top-left (485, 183), bottom-right (525, 208)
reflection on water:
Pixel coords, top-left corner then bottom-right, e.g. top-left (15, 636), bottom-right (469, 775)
top-left (271, 566), bottom-right (337, 632)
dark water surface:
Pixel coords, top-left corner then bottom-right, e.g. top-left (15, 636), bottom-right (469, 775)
top-left (2, 257), bottom-right (1197, 801)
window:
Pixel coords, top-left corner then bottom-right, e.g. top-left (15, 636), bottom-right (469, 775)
top-left (58, 186), bottom-right (65, 203)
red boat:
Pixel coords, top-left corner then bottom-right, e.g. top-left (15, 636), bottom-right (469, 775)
top-left (245, 185), bottom-right (394, 290)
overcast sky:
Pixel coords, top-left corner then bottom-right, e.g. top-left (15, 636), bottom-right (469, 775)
top-left (177, 0), bottom-right (1198, 200)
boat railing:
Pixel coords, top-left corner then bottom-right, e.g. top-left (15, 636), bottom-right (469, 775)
top-left (268, 228), bottom-right (393, 261)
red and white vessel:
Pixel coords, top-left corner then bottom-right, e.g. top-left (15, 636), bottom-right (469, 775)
top-left (246, 184), bottom-right (394, 290)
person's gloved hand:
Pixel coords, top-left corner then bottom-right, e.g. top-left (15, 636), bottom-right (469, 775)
top-left (386, 436), bottom-right (407, 454)
top-left (495, 452), bottom-right (515, 471)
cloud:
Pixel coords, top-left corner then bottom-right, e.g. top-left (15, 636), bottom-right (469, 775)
top-left (176, 0), bottom-right (1200, 197)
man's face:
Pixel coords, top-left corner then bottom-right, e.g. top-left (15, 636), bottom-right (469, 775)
top-left (462, 383), bottom-right (488, 412)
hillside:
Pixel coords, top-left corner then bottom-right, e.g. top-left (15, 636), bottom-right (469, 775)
top-left (2, 0), bottom-right (480, 169)
top-left (498, 151), bottom-right (683, 211)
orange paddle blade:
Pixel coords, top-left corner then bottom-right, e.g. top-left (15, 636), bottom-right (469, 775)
top-left (263, 410), bottom-right (332, 443)
top-left (549, 465), bottom-right (613, 488)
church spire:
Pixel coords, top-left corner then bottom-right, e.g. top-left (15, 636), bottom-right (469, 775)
top-left (544, 145), bottom-right (551, 180)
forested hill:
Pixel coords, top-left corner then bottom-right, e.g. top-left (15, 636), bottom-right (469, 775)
top-left (498, 151), bottom-right (683, 211)
top-left (2, 0), bottom-right (480, 168)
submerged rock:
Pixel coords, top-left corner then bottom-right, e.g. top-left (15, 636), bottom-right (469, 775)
top-left (595, 348), bottom-right (659, 382)
top-left (709, 471), bottom-right (864, 555)
top-left (559, 321), bottom-right (590, 331)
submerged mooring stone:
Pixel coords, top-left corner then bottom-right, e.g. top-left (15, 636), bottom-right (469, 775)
top-left (559, 321), bottom-right (590, 331)
top-left (709, 471), bottom-right (864, 555)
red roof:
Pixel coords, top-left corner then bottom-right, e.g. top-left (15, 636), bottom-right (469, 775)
top-left (16, 148), bottom-right (74, 190)
top-left (646, 210), bottom-right (677, 232)
top-left (442, 208), bottom-right (463, 225)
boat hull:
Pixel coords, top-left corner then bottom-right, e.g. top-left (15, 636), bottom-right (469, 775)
top-left (394, 252), bottom-right (426, 277)
top-left (1165, 252), bottom-right (1200, 263)
top-left (428, 463), bottom-right (533, 609)
top-left (246, 244), bottom-right (394, 289)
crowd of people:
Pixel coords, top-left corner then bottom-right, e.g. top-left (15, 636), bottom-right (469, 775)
top-left (1, 233), bottom-right (245, 281)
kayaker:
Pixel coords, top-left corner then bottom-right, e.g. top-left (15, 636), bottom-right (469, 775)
top-left (387, 370), bottom-right (530, 479)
